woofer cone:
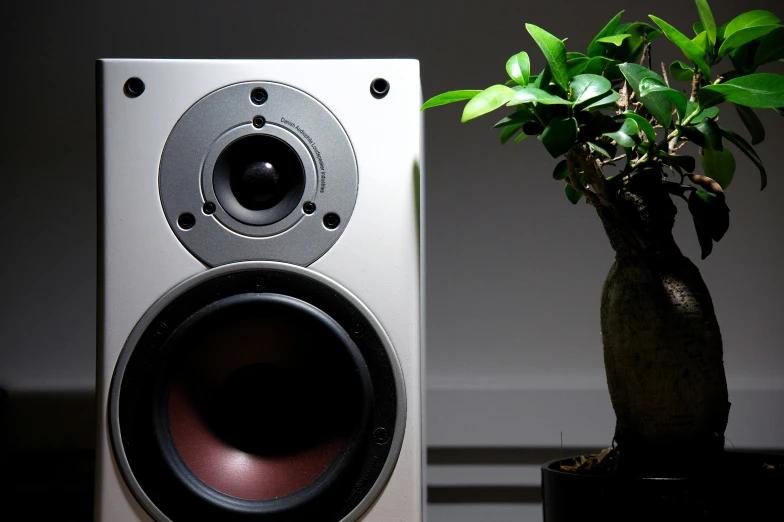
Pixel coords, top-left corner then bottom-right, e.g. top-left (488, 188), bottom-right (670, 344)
top-left (111, 266), bottom-right (404, 522)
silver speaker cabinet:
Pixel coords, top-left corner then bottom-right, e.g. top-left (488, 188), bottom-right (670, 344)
top-left (95, 59), bottom-right (424, 522)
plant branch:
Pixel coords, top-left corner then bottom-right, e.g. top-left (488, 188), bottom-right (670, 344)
top-left (566, 150), bottom-right (600, 207)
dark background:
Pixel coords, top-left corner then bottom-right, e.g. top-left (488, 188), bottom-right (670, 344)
top-left (3, 0), bottom-right (783, 519)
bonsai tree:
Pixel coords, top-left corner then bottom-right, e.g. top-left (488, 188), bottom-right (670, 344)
top-left (423, 1), bottom-right (784, 474)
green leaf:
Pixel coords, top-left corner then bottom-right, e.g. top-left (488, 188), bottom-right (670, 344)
top-left (692, 216), bottom-right (714, 259)
top-left (588, 11), bottom-right (624, 57)
top-left (500, 123), bottom-right (524, 144)
top-left (670, 61), bottom-right (695, 81)
top-left (649, 15), bottom-right (711, 77)
top-left (695, 0), bottom-right (717, 46)
top-left (507, 86), bottom-right (572, 106)
top-left (596, 34), bottom-right (632, 46)
top-left (693, 22), bottom-right (705, 36)
top-left (720, 126), bottom-right (767, 189)
top-left (620, 111), bottom-right (657, 142)
top-left (734, 104), bottom-right (765, 144)
top-left (615, 22), bottom-right (661, 64)
top-left (421, 90), bottom-right (481, 111)
top-left (541, 116), bottom-right (578, 157)
top-left (659, 153), bottom-right (697, 173)
top-left (686, 101), bottom-right (719, 123)
top-left (754, 27), bottom-right (784, 66)
top-left (587, 140), bottom-right (617, 159)
top-left (462, 85), bottom-right (518, 122)
top-left (638, 77), bottom-right (688, 120)
top-left (678, 118), bottom-right (723, 150)
top-left (689, 190), bottom-right (729, 243)
top-left (526, 24), bottom-right (570, 91)
top-left (534, 66), bottom-right (552, 89)
top-left (730, 40), bottom-right (761, 75)
top-left (493, 108), bottom-right (536, 128)
top-left (698, 73), bottom-right (784, 109)
top-left (720, 10), bottom-right (781, 57)
top-left (693, 31), bottom-right (710, 54)
top-left (506, 51), bottom-right (531, 86)
top-left (523, 121), bottom-right (545, 136)
top-left (513, 132), bottom-right (529, 144)
top-left (582, 91), bottom-right (621, 110)
top-left (719, 25), bottom-right (780, 58)
top-left (567, 56), bottom-right (590, 78)
top-left (584, 56), bottom-right (620, 75)
top-left (565, 183), bottom-right (583, 204)
top-left (619, 63), bottom-right (673, 127)
top-left (701, 147), bottom-right (736, 189)
top-left (570, 74), bottom-right (612, 105)
top-left (602, 118), bottom-right (640, 148)
top-left (553, 160), bottom-right (569, 180)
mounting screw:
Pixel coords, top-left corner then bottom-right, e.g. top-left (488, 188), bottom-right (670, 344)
top-left (178, 213), bottom-right (195, 230)
top-left (303, 201), bottom-right (316, 214)
top-left (323, 212), bottom-right (340, 229)
top-left (253, 116), bottom-right (266, 128)
top-left (124, 77), bottom-right (145, 98)
top-left (203, 202), bottom-right (216, 215)
top-left (370, 78), bottom-right (389, 99)
top-left (373, 427), bottom-right (390, 445)
top-left (250, 88), bottom-right (268, 105)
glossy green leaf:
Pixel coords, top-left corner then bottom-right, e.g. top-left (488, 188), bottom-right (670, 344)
top-left (526, 24), bottom-right (570, 91)
top-left (689, 190), bottom-right (729, 244)
top-left (615, 22), bottom-right (661, 64)
top-left (730, 41), bottom-right (761, 75)
top-left (754, 27), bottom-right (784, 66)
top-left (721, 10), bottom-right (780, 45)
top-left (620, 111), bottom-right (657, 142)
top-left (421, 90), bottom-right (480, 111)
top-left (553, 160), bottom-right (569, 180)
top-left (522, 121), bottom-right (545, 136)
top-left (698, 73), bottom-right (784, 109)
top-left (659, 153), bottom-right (697, 173)
top-left (720, 126), bottom-right (767, 189)
top-left (461, 85), bottom-right (517, 122)
top-left (588, 11), bottom-right (624, 57)
top-left (686, 101), bottom-right (719, 123)
top-left (587, 140), bottom-right (617, 159)
top-left (602, 118), bottom-right (640, 148)
top-left (719, 25), bottom-right (780, 58)
top-left (513, 132), bottom-right (529, 144)
top-left (500, 124), bottom-right (524, 144)
top-left (534, 66), bottom-right (552, 89)
top-left (508, 86), bottom-right (572, 106)
top-left (506, 51), bottom-right (531, 86)
top-left (692, 216), bottom-right (714, 259)
top-left (493, 107), bottom-right (536, 128)
top-left (693, 22), bottom-right (705, 36)
top-left (570, 74), bottom-right (612, 105)
top-left (582, 91), bottom-right (621, 110)
top-left (693, 31), bottom-right (710, 54)
top-left (670, 61), bottom-right (695, 81)
top-left (701, 147), bottom-right (736, 189)
top-left (596, 34), bottom-right (632, 46)
top-left (567, 56), bottom-right (591, 78)
top-left (649, 15), bottom-right (711, 77)
top-left (541, 116), bottom-right (578, 157)
top-left (584, 56), bottom-right (619, 75)
top-left (695, 0), bottom-right (717, 46)
top-left (638, 77), bottom-right (688, 120)
top-left (619, 63), bottom-right (673, 127)
top-left (678, 118), bottom-right (723, 150)
top-left (564, 183), bottom-right (583, 204)
top-left (734, 104), bottom-right (765, 144)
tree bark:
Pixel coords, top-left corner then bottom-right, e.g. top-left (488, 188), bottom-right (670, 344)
top-left (596, 169), bottom-right (730, 475)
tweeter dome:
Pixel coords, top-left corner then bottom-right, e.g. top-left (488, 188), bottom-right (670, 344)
top-left (96, 59), bottom-right (424, 522)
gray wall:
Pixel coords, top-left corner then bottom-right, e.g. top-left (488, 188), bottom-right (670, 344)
top-left (3, 1), bottom-right (784, 520)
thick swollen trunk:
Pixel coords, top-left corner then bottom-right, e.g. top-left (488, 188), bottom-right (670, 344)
top-left (596, 170), bottom-right (729, 475)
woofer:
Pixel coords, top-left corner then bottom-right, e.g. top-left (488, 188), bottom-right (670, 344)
top-left (109, 263), bottom-right (406, 522)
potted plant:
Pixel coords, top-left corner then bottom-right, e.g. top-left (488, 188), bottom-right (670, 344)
top-left (422, 2), bottom-right (784, 519)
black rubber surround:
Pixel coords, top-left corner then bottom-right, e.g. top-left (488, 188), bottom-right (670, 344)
top-left (113, 269), bottom-right (401, 522)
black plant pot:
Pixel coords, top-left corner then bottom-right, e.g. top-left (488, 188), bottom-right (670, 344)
top-left (542, 452), bottom-right (784, 521)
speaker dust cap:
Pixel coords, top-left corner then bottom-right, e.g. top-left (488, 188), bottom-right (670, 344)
top-left (159, 82), bottom-right (358, 267)
top-left (109, 262), bottom-right (406, 522)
